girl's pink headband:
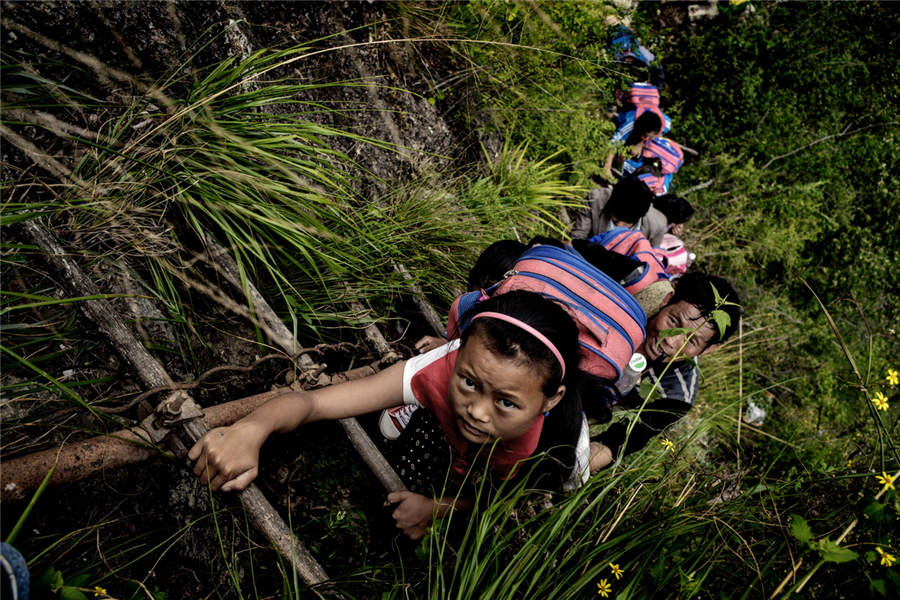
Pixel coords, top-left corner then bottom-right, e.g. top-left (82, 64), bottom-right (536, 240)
top-left (470, 311), bottom-right (566, 380)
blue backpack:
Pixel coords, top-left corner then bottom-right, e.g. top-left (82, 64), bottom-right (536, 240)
top-left (610, 26), bottom-right (656, 67)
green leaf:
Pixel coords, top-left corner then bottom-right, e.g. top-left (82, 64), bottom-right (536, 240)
top-left (649, 554), bottom-right (667, 584)
top-left (33, 566), bottom-right (63, 593)
top-left (886, 569), bottom-right (900, 589)
top-left (711, 309), bottom-right (731, 338)
top-left (746, 483), bottom-right (769, 495)
top-left (151, 588), bottom-right (170, 600)
top-left (790, 514), bottom-right (812, 546)
top-left (711, 282), bottom-right (724, 305)
top-left (862, 500), bottom-right (886, 523)
top-left (658, 327), bottom-right (692, 339)
top-left (817, 539), bottom-right (858, 563)
top-left (50, 569), bottom-right (65, 593)
top-left (869, 578), bottom-right (887, 597)
top-left (60, 587), bottom-right (90, 600)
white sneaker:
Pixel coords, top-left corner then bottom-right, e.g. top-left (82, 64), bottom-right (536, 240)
top-left (379, 404), bottom-right (419, 440)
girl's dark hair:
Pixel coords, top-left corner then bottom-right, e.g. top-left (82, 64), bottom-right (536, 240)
top-left (467, 240), bottom-right (527, 291)
top-left (652, 194), bottom-right (694, 225)
top-left (624, 110), bottom-right (662, 146)
top-left (460, 290), bottom-right (588, 489)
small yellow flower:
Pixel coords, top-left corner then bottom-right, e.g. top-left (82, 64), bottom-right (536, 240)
top-left (93, 588), bottom-right (107, 598)
top-left (597, 578), bottom-right (612, 597)
top-left (661, 438), bottom-right (675, 452)
top-left (609, 562), bottom-right (624, 579)
top-left (887, 369), bottom-right (898, 386)
top-left (847, 460), bottom-right (853, 468)
top-left (876, 546), bottom-right (897, 567)
top-left (875, 471), bottom-right (896, 491)
top-left (872, 391), bottom-right (890, 411)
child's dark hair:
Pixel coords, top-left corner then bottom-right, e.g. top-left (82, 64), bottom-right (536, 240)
top-left (652, 194), bottom-right (694, 225)
top-left (668, 272), bottom-right (741, 346)
top-left (467, 240), bottom-right (527, 291)
top-left (606, 177), bottom-right (654, 225)
top-left (624, 110), bottom-right (662, 146)
top-left (460, 290), bottom-right (590, 489)
top-left (570, 239), bottom-right (644, 283)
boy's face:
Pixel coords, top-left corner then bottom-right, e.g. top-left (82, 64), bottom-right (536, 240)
top-left (640, 300), bottom-right (719, 363)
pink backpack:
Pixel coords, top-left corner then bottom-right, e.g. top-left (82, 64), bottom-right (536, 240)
top-left (588, 228), bottom-right (670, 295)
top-left (623, 82), bottom-right (661, 108)
top-left (446, 245), bottom-right (646, 383)
top-left (654, 233), bottom-right (693, 276)
top-left (642, 137), bottom-right (684, 174)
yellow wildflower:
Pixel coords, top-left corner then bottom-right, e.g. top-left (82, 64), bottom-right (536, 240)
top-left (872, 391), bottom-right (890, 411)
top-left (597, 578), bottom-right (612, 597)
top-left (876, 546), bottom-right (896, 567)
top-left (661, 438), bottom-right (675, 452)
top-left (93, 588), bottom-right (107, 598)
top-left (609, 562), bottom-right (624, 580)
top-left (887, 369), bottom-right (898, 386)
top-left (847, 460), bottom-right (853, 468)
top-left (875, 472), bottom-right (896, 491)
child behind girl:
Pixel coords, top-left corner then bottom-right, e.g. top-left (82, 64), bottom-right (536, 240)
top-left (189, 290), bottom-right (586, 539)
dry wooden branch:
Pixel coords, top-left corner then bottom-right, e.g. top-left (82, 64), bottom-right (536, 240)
top-left (0, 124), bottom-right (88, 188)
top-left (393, 262), bottom-right (445, 336)
top-left (21, 220), bottom-right (172, 389)
top-left (17, 221), bottom-right (330, 586)
top-left (760, 121), bottom-right (899, 170)
top-left (97, 353), bottom-right (293, 414)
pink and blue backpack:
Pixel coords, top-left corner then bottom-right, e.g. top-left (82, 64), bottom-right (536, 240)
top-left (446, 244), bottom-right (646, 383)
top-left (622, 82), bottom-right (661, 108)
top-left (622, 137), bottom-right (684, 195)
top-left (588, 228), bottom-right (671, 295)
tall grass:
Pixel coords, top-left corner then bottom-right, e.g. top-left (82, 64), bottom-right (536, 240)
top-left (2, 33), bottom-right (581, 341)
top-left (416, 295), bottom-right (897, 598)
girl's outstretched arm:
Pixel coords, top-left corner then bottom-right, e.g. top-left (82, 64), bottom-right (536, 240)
top-left (188, 360), bottom-right (407, 491)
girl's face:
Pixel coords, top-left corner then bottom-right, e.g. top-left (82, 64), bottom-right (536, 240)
top-left (450, 331), bottom-right (564, 444)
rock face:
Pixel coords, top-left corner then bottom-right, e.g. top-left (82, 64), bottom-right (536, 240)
top-left (2, 0), bottom-right (460, 189)
top-left (1, 0), bottom-right (464, 396)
